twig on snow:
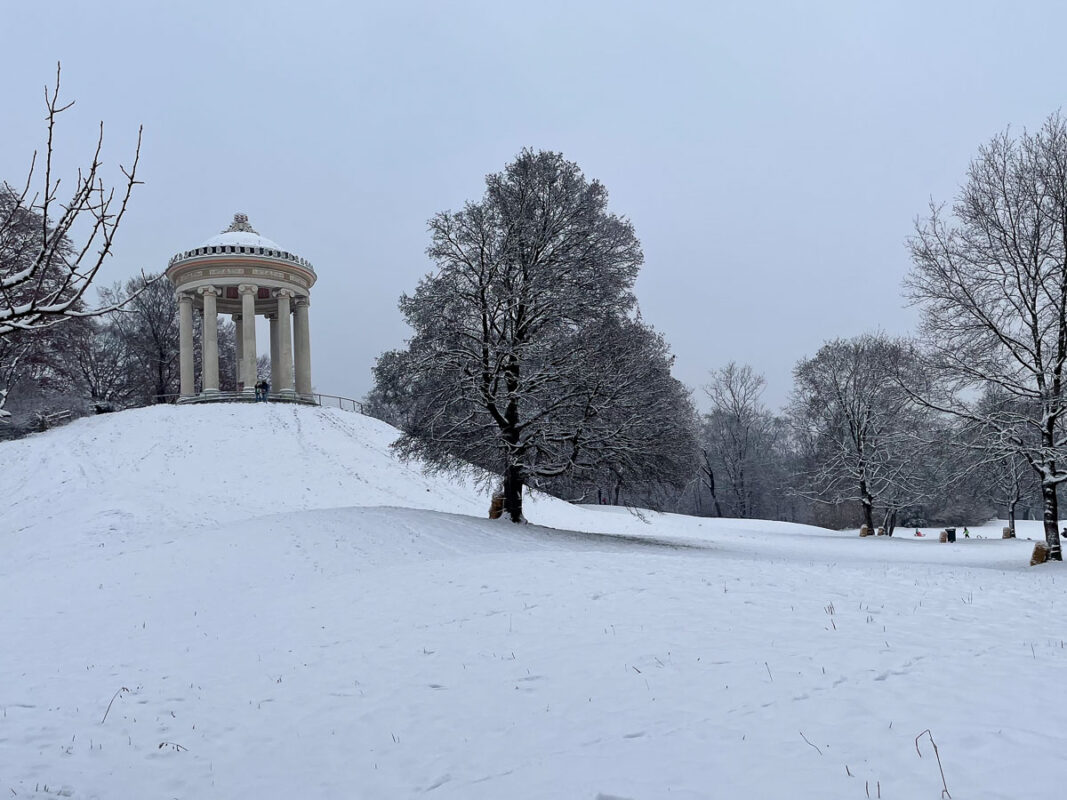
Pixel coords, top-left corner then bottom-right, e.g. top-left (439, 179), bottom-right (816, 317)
top-left (799, 730), bottom-right (822, 755)
top-left (100, 686), bottom-right (128, 724)
top-left (915, 728), bottom-right (952, 798)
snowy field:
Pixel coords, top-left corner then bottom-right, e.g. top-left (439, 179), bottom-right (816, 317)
top-left (1, 404), bottom-right (1064, 799)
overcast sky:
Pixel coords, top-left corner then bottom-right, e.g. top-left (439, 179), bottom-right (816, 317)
top-left (5, 1), bottom-right (1066, 410)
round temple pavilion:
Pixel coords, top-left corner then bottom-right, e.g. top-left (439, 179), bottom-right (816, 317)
top-left (166, 213), bottom-right (316, 401)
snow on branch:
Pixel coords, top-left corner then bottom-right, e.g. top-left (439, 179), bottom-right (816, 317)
top-left (0, 63), bottom-right (153, 339)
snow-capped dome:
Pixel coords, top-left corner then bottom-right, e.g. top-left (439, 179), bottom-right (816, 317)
top-left (166, 212), bottom-right (315, 274)
top-left (200, 213), bottom-right (281, 250)
top-left (201, 229), bottom-right (281, 250)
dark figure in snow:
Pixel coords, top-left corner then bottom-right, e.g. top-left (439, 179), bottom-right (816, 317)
top-left (263, 380), bottom-right (270, 401)
top-left (254, 379), bottom-right (266, 401)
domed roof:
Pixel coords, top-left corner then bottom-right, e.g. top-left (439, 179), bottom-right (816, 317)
top-left (201, 213), bottom-right (281, 250)
top-left (167, 212), bottom-right (315, 276)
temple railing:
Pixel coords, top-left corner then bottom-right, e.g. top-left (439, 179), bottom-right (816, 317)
top-left (171, 390), bottom-right (364, 414)
top-left (305, 393), bottom-right (364, 414)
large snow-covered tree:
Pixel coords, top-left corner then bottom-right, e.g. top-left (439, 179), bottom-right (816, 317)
top-left (906, 112), bottom-right (1067, 560)
top-left (375, 149), bottom-right (688, 521)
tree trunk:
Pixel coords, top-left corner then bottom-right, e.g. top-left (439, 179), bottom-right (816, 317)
top-left (503, 464), bottom-right (524, 523)
top-left (701, 450), bottom-right (723, 517)
top-left (859, 478), bottom-right (875, 533)
top-left (1008, 500), bottom-right (1017, 536)
top-left (1040, 481), bottom-right (1063, 561)
top-left (881, 507), bottom-right (897, 537)
top-left (499, 353), bottom-right (524, 524)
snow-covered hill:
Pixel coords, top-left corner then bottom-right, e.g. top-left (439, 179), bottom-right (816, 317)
top-left (1, 404), bottom-right (1063, 799)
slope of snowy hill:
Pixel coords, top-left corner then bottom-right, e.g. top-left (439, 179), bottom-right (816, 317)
top-left (1, 404), bottom-right (1063, 799)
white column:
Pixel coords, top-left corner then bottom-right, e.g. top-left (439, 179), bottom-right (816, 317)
top-left (268, 313), bottom-right (280, 392)
top-left (277, 290), bottom-right (295, 395)
top-left (239, 284), bottom-right (258, 394)
top-left (293, 296), bottom-right (312, 396)
top-left (178, 293), bottom-right (194, 398)
top-left (233, 314), bottom-right (244, 390)
top-left (198, 286), bottom-right (220, 393)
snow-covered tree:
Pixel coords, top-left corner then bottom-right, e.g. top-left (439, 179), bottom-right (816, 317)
top-left (0, 65), bottom-right (145, 340)
top-left (701, 363), bottom-right (778, 518)
top-left (376, 149), bottom-right (689, 521)
top-left (58, 317), bottom-right (136, 406)
top-left (906, 112), bottom-right (1067, 560)
top-left (97, 276), bottom-right (181, 404)
top-left (539, 316), bottom-right (699, 508)
top-left (96, 274), bottom-right (237, 404)
top-left (1, 66), bottom-right (150, 421)
top-left (790, 334), bottom-right (930, 534)
top-left (977, 443), bottom-right (1036, 537)
top-left (0, 182), bottom-right (79, 418)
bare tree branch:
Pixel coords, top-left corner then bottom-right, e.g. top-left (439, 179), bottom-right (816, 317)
top-left (0, 63), bottom-right (152, 339)
top-left (905, 112), bottom-right (1067, 560)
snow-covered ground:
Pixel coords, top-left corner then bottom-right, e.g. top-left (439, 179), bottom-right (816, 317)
top-left (1, 404), bottom-right (1063, 799)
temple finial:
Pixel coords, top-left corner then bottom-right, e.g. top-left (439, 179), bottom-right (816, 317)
top-left (224, 212), bottom-right (258, 235)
